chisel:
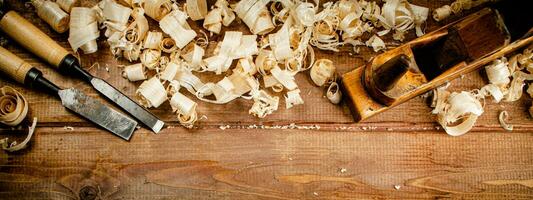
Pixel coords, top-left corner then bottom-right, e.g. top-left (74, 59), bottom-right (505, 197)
top-left (0, 10), bottom-right (164, 133)
top-left (0, 46), bottom-right (137, 140)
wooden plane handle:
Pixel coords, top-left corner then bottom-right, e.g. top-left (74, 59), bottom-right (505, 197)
top-left (0, 11), bottom-right (69, 68)
top-left (0, 46), bottom-right (34, 84)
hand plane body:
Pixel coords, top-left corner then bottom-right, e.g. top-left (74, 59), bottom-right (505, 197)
top-left (341, 7), bottom-right (533, 122)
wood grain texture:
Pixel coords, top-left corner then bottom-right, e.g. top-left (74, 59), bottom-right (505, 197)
top-left (0, 0), bottom-right (532, 199)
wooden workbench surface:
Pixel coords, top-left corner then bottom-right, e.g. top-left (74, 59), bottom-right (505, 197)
top-left (1, 0), bottom-right (532, 199)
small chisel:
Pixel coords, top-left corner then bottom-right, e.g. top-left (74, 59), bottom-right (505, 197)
top-left (0, 46), bottom-right (137, 140)
top-left (0, 9), bottom-right (164, 133)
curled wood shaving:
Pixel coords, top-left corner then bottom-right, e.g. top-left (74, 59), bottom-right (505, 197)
top-left (285, 89), bottom-right (304, 109)
top-left (327, 82), bottom-right (342, 104)
top-left (159, 9), bottom-right (197, 49)
top-left (160, 62), bottom-right (180, 82)
top-left (435, 91), bottom-right (484, 136)
top-left (101, 0), bottom-right (132, 37)
top-left (432, 5), bottom-right (451, 22)
top-left (56, 0), bottom-right (79, 13)
top-left (203, 0), bottom-right (235, 34)
top-left (0, 86), bottom-right (28, 126)
top-left (271, 66), bottom-right (298, 91)
top-left (204, 8), bottom-right (223, 34)
top-left (203, 31), bottom-right (242, 74)
top-left (69, 7), bottom-right (99, 54)
top-left (365, 35), bottom-right (386, 52)
top-left (144, 31), bottom-right (163, 50)
top-left (0, 118), bottom-right (37, 152)
top-left (143, 0), bottom-right (172, 21)
top-left (269, 20), bottom-right (293, 61)
top-left (235, 0), bottom-right (275, 35)
top-left (140, 49), bottom-right (161, 70)
top-left (186, 0), bottom-right (208, 21)
top-left (249, 90), bottom-right (279, 118)
top-left (310, 59), bottom-right (335, 87)
top-left (498, 111), bottom-right (513, 131)
top-left (486, 58), bottom-right (511, 86)
top-left (235, 58), bottom-right (257, 76)
top-left (379, 0), bottom-right (429, 38)
top-left (136, 77), bottom-right (167, 108)
top-left (310, 2), bottom-right (342, 52)
top-left (255, 49), bottom-right (277, 76)
top-left (122, 63), bottom-right (147, 81)
top-left (32, 0), bottom-right (69, 33)
top-left (433, 0), bottom-right (493, 22)
top-left (160, 38), bottom-right (178, 53)
top-left (124, 8), bottom-right (149, 45)
top-left (168, 83), bottom-right (198, 129)
top-left (181, 43), bottom-right (205, 71)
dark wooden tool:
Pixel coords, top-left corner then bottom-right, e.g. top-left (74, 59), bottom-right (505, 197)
top-left (341, 7), bottom-right (533, 122)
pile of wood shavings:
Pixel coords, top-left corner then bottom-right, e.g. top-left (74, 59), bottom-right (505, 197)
top-left (430, 45), bottom-right (533, 136)
top-left (65, 0), bottom-right (429, 129)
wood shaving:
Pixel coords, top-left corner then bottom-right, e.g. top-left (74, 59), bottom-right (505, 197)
top-left (68, 7), bottom-right (99, 54)
top-left (181, 43), bottom-right (205, 71)
top-left (186, 0), bottom-right (207, 21)
top-left (203, 0), bottom-right (234, 35)
top-left (143, 0), bottom-right (172, 21)
top-left (31, 0), bottom-right (70, 33)
top-left (0, 86), bottom-right (29, 126)
top-left (433, 91), bottom-right (484, 136)
top-left (310, 59), bottom-right (335, 87)
top-left (159, 9), bottom-right (197, 49)
top-left (326, 82), bottom-right (342, 104)
top-left (122, 63), bottom-right (147, 81)
top-left (285, 89), bottom-right (304, 109)
top-left (160, 38), bottom-right (178, 53)
top-left (235, 0), bottom-right (274, 35)
top-left (271, 66), bottom-right (298, 91)
top-left (0, 118), bottom-right (37, 152)
top-left (498, 111), bottom-right (513, 131)
top-left (140, 49), bottom-right (161, 70)
top-left (380, 0), bottom-right (429, 38)
top-left (433, 0), bottom-right (493, 22)
top-left (144, 31), bottom-right (163, 50)
top-left (249, 90), bottom-right (279, 118)
top-left (366, 35), bottom-right (386, 52)
top-left (136, 77), bottom-right (167, 108)
top-left (56, 0), bottom-right (79, 13)
top-left (169, 84), bottom-right (198, 129)
top-left (159, 62), bottom-right (180, 82)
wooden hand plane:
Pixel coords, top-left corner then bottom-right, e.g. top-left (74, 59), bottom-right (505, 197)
top-left (341, 3), bottom-right (533, 122)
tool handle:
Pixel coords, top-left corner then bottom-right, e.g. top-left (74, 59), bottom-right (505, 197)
top-left (0, 46), bottom-right (34, 84)
top-left (0, 11), bottom-right (69, 68)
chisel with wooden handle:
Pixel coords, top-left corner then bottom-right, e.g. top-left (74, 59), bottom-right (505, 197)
top-left (0, 46), bottom-right (137, 140)
top-left (0, 10), bottom-right (164, 133)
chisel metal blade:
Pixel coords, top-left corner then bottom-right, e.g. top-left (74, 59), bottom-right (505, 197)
top-left (90, 78), bottom-right (165, 133)
top-left (58, 88), bottom-right (137, 140)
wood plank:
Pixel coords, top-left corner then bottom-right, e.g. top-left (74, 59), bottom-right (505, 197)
top-left (1, 127), bottom-right (533, 199)
top-left (0, 0), bottom-right (532, 199)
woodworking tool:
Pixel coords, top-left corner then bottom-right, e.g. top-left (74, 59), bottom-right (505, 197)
top-left (341, 1), bottom-right (533, 122)
top-left (0, 9), bottom-right (165, 133)
top-left (0, 46), bottom-right (137, 140)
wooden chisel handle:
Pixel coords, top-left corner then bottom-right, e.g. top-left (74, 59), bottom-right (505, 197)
top-left (0, 46), bottom-right (34, 84)
top-left (0, 11), bottom-right (69, 68)
top-left (0, 46), bottom-right (61, 95)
